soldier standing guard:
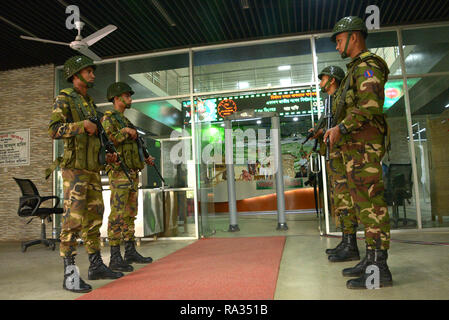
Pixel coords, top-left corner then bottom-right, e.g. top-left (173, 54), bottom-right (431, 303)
top-left (48, 55), bottom-right (124, 293)
top-left (311, 66), bottom-right (361, 262)
top-left (101, 82), bottom-right (155, 272)
top-left (323, 16), bottom-right (393, 289)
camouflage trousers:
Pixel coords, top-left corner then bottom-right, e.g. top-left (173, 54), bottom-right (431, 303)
top-left (60, 168), bottom-right (104, 257)
top-left (339, 123), bottom-right (391, 250)
top-left (107, 169), bottom-right (139, 246)
top-left (327, 150), bottom-right (358, 234)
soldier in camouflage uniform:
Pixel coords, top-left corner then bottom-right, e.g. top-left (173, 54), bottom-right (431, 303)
top-left (311, 66), bottom-right (361, 262)
top-left (323, 16), bottom-right (393, 289)
top-left (101, 82), bottom-right (155, 272)
top-left (48, 56), bottom-right (124, 293)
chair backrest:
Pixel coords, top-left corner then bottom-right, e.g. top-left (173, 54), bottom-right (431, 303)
top-left (388, 164), bottom-right (412, 189)
top-left (13, 178), bottom-right (40, 217)
top-left (13, 178), bottom-right (40, 197)
top-left (386, 164), bottom-right (413, 204)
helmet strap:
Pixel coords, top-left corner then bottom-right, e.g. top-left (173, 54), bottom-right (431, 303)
top-left (75, 72), bottom-right (94, 88)
top-left (119, 96), bottom-right (131, 109)
top-left (320, 77), bottom-right (332, 94)
top-left (341, 31), bottom-right (353, 59)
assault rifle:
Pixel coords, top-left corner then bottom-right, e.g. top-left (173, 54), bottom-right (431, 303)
top-left (302, 115), bottom-right (326, 145)
top-left (323, 95), bottom-right (333, 161)
top-left (129, 124), bottom-right (166, 185)
top-left (302, 94), bottom-right (333, 152)
top-left (88, 116), bottom-right (134, 189)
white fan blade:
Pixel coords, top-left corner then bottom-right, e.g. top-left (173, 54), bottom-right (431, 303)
top-left (78, 47), bottom-right (102, 61)
top-left (83, 25), bottom-right (117, 46)
top-left (20, 35), bottom-right (70, 46)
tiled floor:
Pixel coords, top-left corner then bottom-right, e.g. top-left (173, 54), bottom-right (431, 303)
top-left (0, 213), bottom-right (448, 300)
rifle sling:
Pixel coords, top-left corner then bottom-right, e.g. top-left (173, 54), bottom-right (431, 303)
top-left (333, 73), bottom-right (351, 127)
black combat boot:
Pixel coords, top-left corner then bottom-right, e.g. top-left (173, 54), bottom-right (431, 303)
top-left (325, 233), bottom-right (347, 255)
top-left (88, 251), bottom-right (124, 280)
top-left (346, 249), bottom-right (393, 289)
top-left (62, 255), bottom-right (92, 293)
top-left (328, 233), bottom-right (360, 262)
top-left (342, 246), bottom-right (374, 277)
top-left (109, 245), bottom-right (134, 272)
top-left (124, 241), bottom-right (153, 264)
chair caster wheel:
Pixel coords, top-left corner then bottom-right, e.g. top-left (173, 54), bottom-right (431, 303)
top-left (21, 244), bottom-right (26, 253)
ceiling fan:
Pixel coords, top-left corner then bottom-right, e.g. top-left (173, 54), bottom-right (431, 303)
top-left (20, 21), bottom-right (116, 61)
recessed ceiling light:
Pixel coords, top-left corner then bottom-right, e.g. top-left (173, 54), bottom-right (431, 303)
top-left (238, 81), bottom-right (249, 89)
top-left (278, 65), bottom-right (291, 71)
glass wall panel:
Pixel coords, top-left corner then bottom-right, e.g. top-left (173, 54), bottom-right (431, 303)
top-left (189, 86), bottom-right (319, 236)
top-left (383, 80), bottom-right (421, 230)
top-left (194, 117), bottom-right (217, 237)
top-left (402, 26), bottom-right (449, 74)
top-left (316, 31), bottom-right (401, 77)
top-left (408, 76), bottom-right (449, 228)
top-left (194, 39), bottom-right (313, 93)
top-left (119, 54), bottom-right (189, 101)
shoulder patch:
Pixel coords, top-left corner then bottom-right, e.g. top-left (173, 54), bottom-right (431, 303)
top-left (364, 70), bottom-right (374, 78)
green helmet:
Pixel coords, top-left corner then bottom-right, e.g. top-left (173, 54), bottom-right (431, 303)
top-left (107, 82), bottom-right (135, 102)
top-left (63, 55), bottom-right (96, 82)
top-left (318, 66), bottom-right (345, 82)
top-left (331, 16), bottom-right (368, 42)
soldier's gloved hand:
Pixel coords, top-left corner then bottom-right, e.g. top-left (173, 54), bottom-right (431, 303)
top-left (145, 155), bottom-right (155, 166)
top-left (125, 127), bottom-right (137, 140)
top-left (83, 120), bottom-right (98, 136)
top-left (106, 152), bottom-right (119, 164)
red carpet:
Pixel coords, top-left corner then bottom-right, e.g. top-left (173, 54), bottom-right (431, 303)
top-left (77, 236), bottom-right (286, 300)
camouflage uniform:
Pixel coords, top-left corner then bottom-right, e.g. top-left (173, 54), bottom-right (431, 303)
top-left (335, 50), bottom-right (391, 250)
top-left (101, 110), bottom-right (144, 246)
top-left (48, 88), bottom-right (105, 257)
top-left (326, 88), bottom-right (358, 235)
top-left (330, 16), bottom-right (393, 288)
top-left (317, 66), bottom-right (358, 235)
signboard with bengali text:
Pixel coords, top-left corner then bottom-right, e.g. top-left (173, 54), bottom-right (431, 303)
top-left (0, 129), bottom-right (30, 167)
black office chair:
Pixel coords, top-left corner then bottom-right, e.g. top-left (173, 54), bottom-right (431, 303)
top-left (384, 164), bottom-right (417, 228)
top-left (13, 177), bottom-right (63, 252)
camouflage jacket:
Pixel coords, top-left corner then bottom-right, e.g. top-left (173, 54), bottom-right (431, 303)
top-left (48, 88), bottom-right (94, 139)
top-left (47, 88), bottom-right (103, 174)
top-left (336, 51), bottom-right (390, 137)
top-left (101, 110), bottom-right (145, 171)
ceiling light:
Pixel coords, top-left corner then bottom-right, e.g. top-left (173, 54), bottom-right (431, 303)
top-left (238, 81), bottom-right (249, 89)
top-left (293, 117), bottom-right (298, 122)
top-left (240, 0), bottom-right (249, 9)
top-left (151, 0), bottom-right (176, 27)
top-left (278, 65), bottom-right (291, 71)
